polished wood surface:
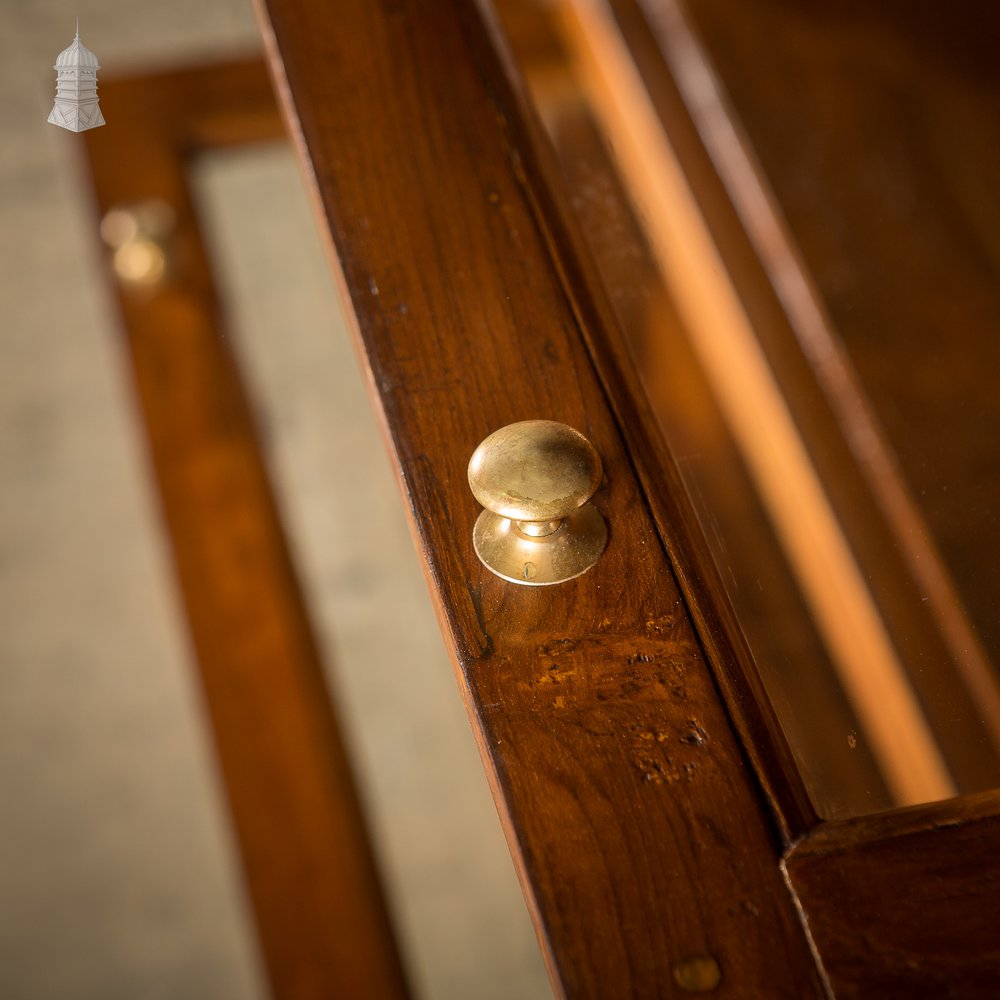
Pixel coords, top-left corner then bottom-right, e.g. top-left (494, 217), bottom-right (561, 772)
top-left (786, 788), bottom-right (1000, 997)
top-left (258, 0), bottom-right (823, 994)
top-left (82, 60), bottom-right (411, 1000)
top-left (83, 4), bottom-right (1000, 995)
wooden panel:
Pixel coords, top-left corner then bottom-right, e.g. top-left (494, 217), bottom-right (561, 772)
top-left (82, 59), bottom-right (411, 1000)
top-left (257, 1), bottom-right (823, 996)
top-left (785, 789), bottom-right (1000, 998)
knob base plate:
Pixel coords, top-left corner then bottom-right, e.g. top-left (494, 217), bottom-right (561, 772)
top-left (473, 505), bottom-right (607, 586)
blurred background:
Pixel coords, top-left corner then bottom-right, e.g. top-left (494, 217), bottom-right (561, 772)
top-left (0, 1), bottom-right (550, 997)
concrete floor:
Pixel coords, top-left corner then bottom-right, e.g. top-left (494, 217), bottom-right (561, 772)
top-left (0, 2), bottom-right (549, 997)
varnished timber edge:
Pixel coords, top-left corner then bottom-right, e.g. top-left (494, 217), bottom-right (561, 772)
top-left (81, 58), bottom-right (412, 1000)
top-left (257, 1), bottom-right (824, 997)
top-left (789, 785), bottom-right (1000, 857)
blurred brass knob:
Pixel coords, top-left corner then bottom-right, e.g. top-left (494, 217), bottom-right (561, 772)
top-left (468, 420), bottom-right (607, 585)
top-left (100, 199), bottom-right (175, 291)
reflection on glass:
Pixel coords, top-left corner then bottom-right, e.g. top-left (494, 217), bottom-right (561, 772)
top-left (502, 0), bottom-right (1000, 818)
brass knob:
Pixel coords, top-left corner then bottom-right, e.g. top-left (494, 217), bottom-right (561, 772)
top-left (468, 420), bottom-right (607, 585)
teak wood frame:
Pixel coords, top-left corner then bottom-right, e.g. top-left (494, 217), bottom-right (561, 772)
top-left (79, 0), bottom-right (1000, 996)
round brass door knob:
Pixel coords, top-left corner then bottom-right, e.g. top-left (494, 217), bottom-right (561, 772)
top-left (468, 420), bottom-right (607, 585)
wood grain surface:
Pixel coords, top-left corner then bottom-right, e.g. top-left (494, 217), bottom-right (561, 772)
top-left (82, 59), bottom-right (411, 1000)
top-left (785, 788), bottom-right (1000, 998)
top-left (258, 1), bottom-right (823, 996)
